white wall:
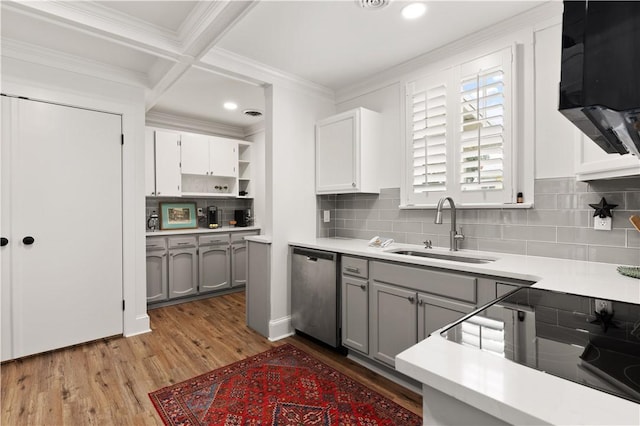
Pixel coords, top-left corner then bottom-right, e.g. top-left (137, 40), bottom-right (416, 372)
top-left (265, 83), bottom-right (335, 339)
top-left (1, 56), bottom-right (150, 338)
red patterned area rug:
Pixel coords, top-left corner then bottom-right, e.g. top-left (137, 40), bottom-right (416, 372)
top-left (149, 343), bottom-right (422, 425)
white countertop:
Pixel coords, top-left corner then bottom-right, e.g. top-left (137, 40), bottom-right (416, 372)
top-left (288, 237), bottom-right (640, 425)
top-left (146, 225), bottom-right (260, 237)
top-left (289, 237), bottom-right (640, 304)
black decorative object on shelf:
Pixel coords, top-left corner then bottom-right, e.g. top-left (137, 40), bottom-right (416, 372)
top-left (589, 197), bottom-right (618, 218)
top-left (590, 308), bottom-right (619, 333)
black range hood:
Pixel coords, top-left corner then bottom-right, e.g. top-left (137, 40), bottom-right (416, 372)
top-left (559, 1), bottom-right (640, 157)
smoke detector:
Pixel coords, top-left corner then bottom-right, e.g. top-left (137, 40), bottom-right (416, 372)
top-left (358, 0), bottom-right (390, 10)
top-left (243, 109), bottom-right (263, 117)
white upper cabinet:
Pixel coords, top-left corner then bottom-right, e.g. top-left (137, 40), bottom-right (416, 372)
top-left (210, 137), bottom-right (238, 177)
top-left (181, 133), bottom-right (238, 178)
top-left (315, 107), bottom-right (382, 194)
top-left (181, 133), bottom-right (210, 175)
top-left (154, 130), bottom-right (182, 197)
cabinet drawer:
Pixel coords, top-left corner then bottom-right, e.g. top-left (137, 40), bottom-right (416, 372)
top-left (168, 236), bottom-right (197, 248)
top-left (199, 234), bottom-right (230, 246)
top-left (342, 256), bottom-right (368, 279)
top-left (230, 231), bottom-right (259, 244)
top-left (146, 237), bottom-right (166, 250)
top-left (371, 261), bottom-right (476, 303)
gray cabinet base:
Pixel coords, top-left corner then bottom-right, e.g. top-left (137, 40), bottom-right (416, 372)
top-left (147, 286), bottom-right (244, 310)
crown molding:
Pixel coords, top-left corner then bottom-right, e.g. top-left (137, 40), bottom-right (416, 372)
top-left (202, 48), bottom-right (335, 102)
top-left (146, 110), bottom-right (247, 139)
top-left (244, 122), bottom-right (266, 138)
top-left (335, 1), bottom-right (562, 104)
top-left (2, 38), bottom-right (149, 88)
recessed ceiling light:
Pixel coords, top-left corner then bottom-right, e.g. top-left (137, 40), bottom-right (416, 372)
top-left (401, 2), bottom-right (427, 20)
top-left (223, 102), bottom-right (238, 111)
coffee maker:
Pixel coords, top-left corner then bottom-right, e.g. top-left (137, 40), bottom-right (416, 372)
top-left (207, 206), bottom-right (219, 228)
top-left (234, 209), bottom-right (251, 227)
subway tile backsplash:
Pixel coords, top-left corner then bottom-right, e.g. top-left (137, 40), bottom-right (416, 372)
top-left (317, 177), bottom-right (640, 265)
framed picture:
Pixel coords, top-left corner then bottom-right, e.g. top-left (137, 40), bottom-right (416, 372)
top-left (159, 202), bottom-right (198, 230)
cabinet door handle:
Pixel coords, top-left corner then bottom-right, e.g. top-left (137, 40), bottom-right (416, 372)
top-left (352, 182), bottom-right (356, 187)
top-left (359, 284), bottom-right (366, 290)
top-left (345, 266), bottom-right (360, 273)
top-left (418, 299), bottom-right (424, 306)
top-left (407, 296), bottom-right (415, 304)
top-left (1, 237), bottom-right (8, 247)
top-left (23, 236), bottom-right (35, 245)
top-left (176, 242), bottom-right (191, 245)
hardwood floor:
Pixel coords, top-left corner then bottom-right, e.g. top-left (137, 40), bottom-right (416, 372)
top-left (1, 292), bottom-right (422, 425)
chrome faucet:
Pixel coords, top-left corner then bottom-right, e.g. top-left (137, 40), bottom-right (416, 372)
top-left (434, 197), bottom-right (465, 251)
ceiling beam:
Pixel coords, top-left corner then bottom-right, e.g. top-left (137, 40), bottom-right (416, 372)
top-left (3, 0), bottom-right (261, 112)
top-left (145, 1), bottom-right (259, 111)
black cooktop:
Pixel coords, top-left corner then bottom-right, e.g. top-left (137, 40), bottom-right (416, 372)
top-left (441, 287), bottom-right (640, 404)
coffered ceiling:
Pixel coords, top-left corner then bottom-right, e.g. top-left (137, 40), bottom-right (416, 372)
top-left (1, 1), bottom-right (549, 134)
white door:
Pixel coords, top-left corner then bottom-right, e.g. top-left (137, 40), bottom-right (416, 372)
top-left (2, 97), bottom-right (123, 359)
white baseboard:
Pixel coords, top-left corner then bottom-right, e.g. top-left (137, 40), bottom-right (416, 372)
top-left (268, 315), bottom-right (294, 341)
top-left (124, 314), bottom-right (151, 337)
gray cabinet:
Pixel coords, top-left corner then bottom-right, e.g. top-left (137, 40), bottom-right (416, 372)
top-left (146, 237), bottom-right (168, 303)
top-left (198, 235), bottom-right (230, 293)
top-left (146, 231), bottom-right (261, 305)
top-left (168, 237), bottom-right (198, 299)
top-left (369, 260), bottom-right (478, 368)
top-left (341, 255), bottom-right (369, 354)
top-left (418, 294), bottom-right (474, 341)
top-left (230, 231), bottom-right (258, 288)
top-left (370, 281), bottom-right (418, 367)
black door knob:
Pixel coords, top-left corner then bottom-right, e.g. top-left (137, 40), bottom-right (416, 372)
top-left (0, 237), bottom-right (7, 247)
top-left (22, 236), bottom-right (35, 245)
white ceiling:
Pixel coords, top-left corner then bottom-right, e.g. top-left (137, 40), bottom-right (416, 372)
top-left (218, 1), bottom-right (546, 90)
top-left (1, 0), bottom-right (549, 133)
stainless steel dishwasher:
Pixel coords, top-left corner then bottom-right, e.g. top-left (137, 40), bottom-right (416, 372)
top-left (291, 247), bottom-right (340, 348)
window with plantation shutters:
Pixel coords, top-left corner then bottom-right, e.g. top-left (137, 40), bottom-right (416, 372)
top-left (403, 46), bottom-right (515, 207)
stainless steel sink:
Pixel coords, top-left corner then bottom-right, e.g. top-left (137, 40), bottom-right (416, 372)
top-left (388, 249), bottom-right (496, 264)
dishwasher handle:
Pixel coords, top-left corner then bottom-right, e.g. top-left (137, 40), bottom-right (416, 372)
top-left (292, 247), bottom-right (336, 262)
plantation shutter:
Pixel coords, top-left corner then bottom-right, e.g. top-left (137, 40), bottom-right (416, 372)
top-left (405, 69), bottom-right (452, 205)
top-left (460, 67), bottom-right (505, 191)
top-left (411, 83), bottom-right (447, 193)
top-left (457, 47), bottom-right (513, 204)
